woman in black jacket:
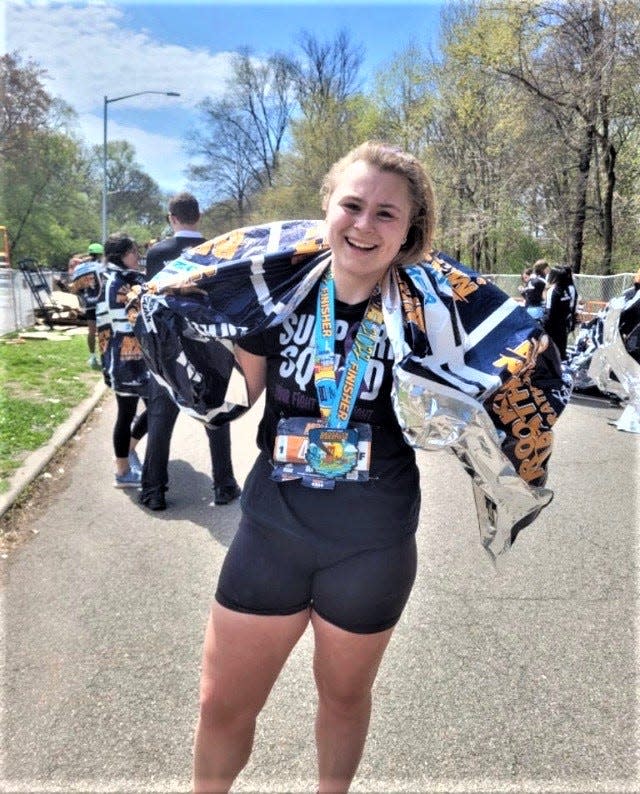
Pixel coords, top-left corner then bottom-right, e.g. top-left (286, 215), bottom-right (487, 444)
top-left (544, 265), bottom-right (577, 360)
top-left (96, 233), bottom-right (149, 487)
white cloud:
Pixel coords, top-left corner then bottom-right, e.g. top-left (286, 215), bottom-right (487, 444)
top-left (5, 3), bottom-right (234, 111)
top-left (78, 113), bottom-right (189, 194)
top-left (5, 2), bottom-right (237, 193)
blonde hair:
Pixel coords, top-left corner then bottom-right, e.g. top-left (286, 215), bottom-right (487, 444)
top-left (533, 259), bottom-right (549, 276)
top-left (320, 141), bottom-right (436, 265)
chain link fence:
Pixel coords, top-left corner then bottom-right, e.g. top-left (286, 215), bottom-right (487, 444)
top-left (492, 271), bottom-right (636, 303)
top-left (0, 268), bottom-right (41, 334)
top-left (493, 271), bottom-right (637, 322)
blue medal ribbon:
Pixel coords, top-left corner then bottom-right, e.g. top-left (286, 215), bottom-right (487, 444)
top-left (313, 267), bottom-right (383, 430)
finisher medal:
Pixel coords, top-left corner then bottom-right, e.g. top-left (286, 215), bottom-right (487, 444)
top-left (306, 426), bottom-right (359, 478)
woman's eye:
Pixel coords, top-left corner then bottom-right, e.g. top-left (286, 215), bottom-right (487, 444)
top-left (342, 201), bottom-right (361, 212)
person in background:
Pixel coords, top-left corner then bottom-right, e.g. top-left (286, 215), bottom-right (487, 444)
top-left (69, 242), bottom-right (105, 369)
top-left (517, 267), bottom-right (532, 301)
top-left (139, 192), bottom-right (241, 512)
top-left (544, 265), bottom-right (577, 360)
top-left (619, 268), bottom-right (640, 359)
top-left (96, 233), bottom-right (148, 487)
top-left (622, 268), bottom-right (640, 304)
top-left (565, 265), bottom-right (579, 334)
top-left (521, 259), bottom-right (548, 319)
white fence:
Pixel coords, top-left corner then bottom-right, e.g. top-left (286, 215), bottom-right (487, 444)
top-left (0, 268), bottom-right (63, 335)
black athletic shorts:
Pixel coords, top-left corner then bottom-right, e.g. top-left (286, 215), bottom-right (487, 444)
top-left (215, 515), bottom-right (418, 634)
top-left (84, 307), bottom-right (96, 322)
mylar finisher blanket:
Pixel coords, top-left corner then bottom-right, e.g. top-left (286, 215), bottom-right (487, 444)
top-left (130, 220), bottom-right (572, 560)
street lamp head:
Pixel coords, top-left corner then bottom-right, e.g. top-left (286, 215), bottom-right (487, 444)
top-left (102, 88), bottom-right (181, 241)
top-left (102, 86), bottom-right (180, 241)
top-left (105, 90), bottom-right (181, 104)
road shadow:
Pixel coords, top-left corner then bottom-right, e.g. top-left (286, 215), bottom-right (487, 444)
top-left (570, 389), bottom-right (623, 411)
top-left (121, 458), bottom-right (240, 547)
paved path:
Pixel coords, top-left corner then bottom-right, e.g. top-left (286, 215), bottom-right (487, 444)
top-left (1, 391), bottom-right (638, 792)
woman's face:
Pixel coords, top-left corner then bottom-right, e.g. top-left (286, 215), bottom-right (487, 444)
top-left (122, 246), bottom-right (140, 269)
top-left (325, 160), bottom-right (411, 286)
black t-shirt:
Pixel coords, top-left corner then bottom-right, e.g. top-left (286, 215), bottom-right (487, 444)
top-left (145, 234), bottom-right (205, 279)
top-left (237, 281), bottom-right (420, 550)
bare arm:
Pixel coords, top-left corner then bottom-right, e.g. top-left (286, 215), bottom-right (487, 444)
top-left (234, 345), bottom-right (267, 406)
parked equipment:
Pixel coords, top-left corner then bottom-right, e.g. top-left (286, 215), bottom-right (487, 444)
top-left (17, 258), bottom-right (85, 329)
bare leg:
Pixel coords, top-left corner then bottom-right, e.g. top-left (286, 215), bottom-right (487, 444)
top-left (114, 456), bottom-right (130, 476)
top-left (87, 320), bottom-right (97, 354)
top-left (193, 603), bottom-right (310, 793)
top-left (311, 612), bottom-right (395, 794)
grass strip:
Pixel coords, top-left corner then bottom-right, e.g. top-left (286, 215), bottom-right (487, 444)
top-left (0, 333), bottom-right (102, 493)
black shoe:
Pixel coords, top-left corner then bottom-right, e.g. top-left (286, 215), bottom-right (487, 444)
top-left (139, 491), bottom-right (167, 511)
top-left (214, 483), bottom-right (241, 505)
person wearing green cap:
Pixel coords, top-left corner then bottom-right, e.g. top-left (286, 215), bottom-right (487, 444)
top-left (69, 243), bottom-right (105, 368)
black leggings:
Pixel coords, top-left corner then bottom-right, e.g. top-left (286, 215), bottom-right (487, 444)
top-left (216, 515), bottom-right (418, 634)
top-left (113, 394), bottom-right (148, 458)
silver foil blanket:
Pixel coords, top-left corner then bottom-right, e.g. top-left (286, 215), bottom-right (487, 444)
top-left (131, 220), bottom-right (571, 558)
top-left (393, 367), bottom-right (554, 562)
top-left (588, 295), bottom-right (640, 433)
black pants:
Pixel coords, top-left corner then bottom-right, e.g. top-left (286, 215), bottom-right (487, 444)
top-left (545, 318), bottom-right (570, 359)
top-left (113, 394), bottom-right (147, 458)
top-left (141, 377), bottom-right (236, 499)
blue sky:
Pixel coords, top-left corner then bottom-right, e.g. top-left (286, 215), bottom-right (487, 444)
top-left (4, 1), bottom-right (444, 197)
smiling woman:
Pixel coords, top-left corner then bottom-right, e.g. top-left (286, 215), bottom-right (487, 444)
top-left (188, 141), bottom-right (436, 793)
top-left (125, 141), bottom-right (569, 793)
top-left (126, 140), bottom-right (570, 790)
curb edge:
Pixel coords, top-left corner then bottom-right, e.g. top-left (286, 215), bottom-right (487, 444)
top-left (0, 379), bottom-right (109, 520)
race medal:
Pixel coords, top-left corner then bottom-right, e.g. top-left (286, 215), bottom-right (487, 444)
top-left (306, 426), bottom-right (359, 478)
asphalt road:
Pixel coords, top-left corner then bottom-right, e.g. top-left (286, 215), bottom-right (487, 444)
top-left (1, 391), bottom-right (638, 793)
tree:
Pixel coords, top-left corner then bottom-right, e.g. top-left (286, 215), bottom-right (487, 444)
top-left (289, 30), bottom-right (366, 177)
top-left (1, 123), bottom-right (95, 265)
top-left (0, 55), bottom-right (101, 264)
top-left (293, 29), bottom-right (363, 113)
top-left (373, 44), bottom-right (435, 156)
top-left (255, 30), bottom-right (371, 220)
top-left (0, 52), bottom-right (51, 157)
top-left (187, 51), bottom-right (297, 226)
top-left (87, 140), bottom-right (165, 237)
top-left (471, 0), bottom-right (640, 273)
top-left (420, 5), bottom-right (538, 272)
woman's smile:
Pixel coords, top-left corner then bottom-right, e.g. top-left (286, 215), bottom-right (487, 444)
top-left (346, 238), bottom-right (375, 250)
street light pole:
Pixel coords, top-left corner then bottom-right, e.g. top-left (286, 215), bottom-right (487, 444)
top-left (101, 90), bottom-right (181, 243)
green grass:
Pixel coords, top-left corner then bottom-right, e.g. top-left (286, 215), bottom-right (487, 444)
top-left (0, 333), bottom-right (102, 494)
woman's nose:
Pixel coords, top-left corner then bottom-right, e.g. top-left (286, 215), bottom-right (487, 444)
top-left (353, 210), bottom-right (374, 231)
